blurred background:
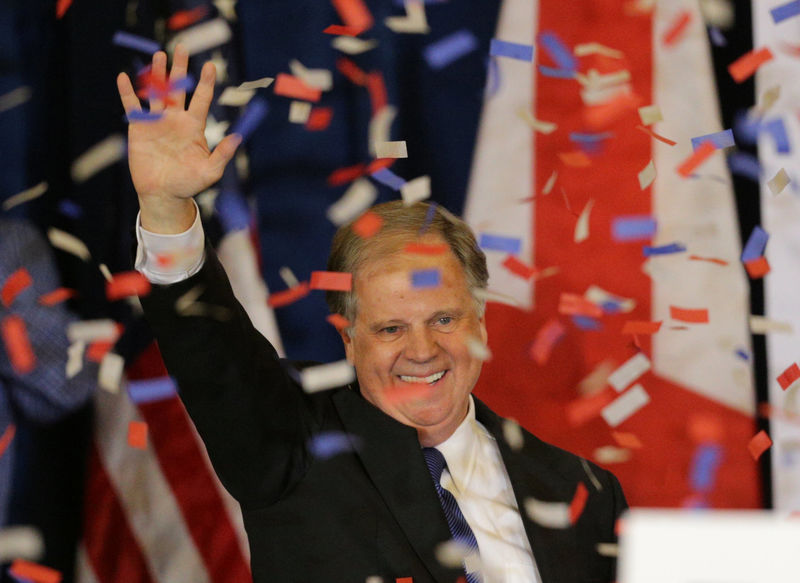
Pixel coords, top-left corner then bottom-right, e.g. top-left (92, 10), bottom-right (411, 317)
top-left (1, 0), bottom-right (798, 581)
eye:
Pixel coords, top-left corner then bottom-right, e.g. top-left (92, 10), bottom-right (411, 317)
top-left (380, 325), bottom-right (400, 335)
top-left (437, 317), bottom-right (453, 326)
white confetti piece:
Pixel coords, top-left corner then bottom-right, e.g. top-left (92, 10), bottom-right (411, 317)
top-left (0, 526), bottom-right (44, 563)
top-left (542, 170), bottom-right (558, 194)
top-left (218, 86), bottom-right (256, 107)
top-left (288, 100), bottom-right (312, 123)
top-left (596, 542), bottom-right (619, 557)
top-left (767, 168), bottom-right (790, 195)
top-left (574, 199), bottom-right (594, 243)
top-left (204, 117), bottom-right (230, 149)
top-left (71, 134), bottom-right (126, 183)
top-left (502, 418), bottom-right (524, 451)
top-left (364, 577), bottom-right (384, 583)
top-left (385, 0), bottom-right (430, 33)
top-left (2, 182), bottom-right (47, 211)
top-left (749, 315), bottom-right (793, 334)
top-left (374, 140), bottom-right (408, 159)
top-left (47, 228), bottom-right (91, 261)
top-left (466, 336), bottom-right (491, 361)
top-left (584, 285), bottom-right (636, 313)
top-left (288, 60), bottom-right (332, 91)
top-left (368, 106), bottom-right (397, 158)
top-left (517, 108), bottom-right (557, 134)
top-left (608, 353), bottom-right (651, 392)
top-left (757, 85), bottom-right (780, 114)
top-left (67, 319), bottom-right (119, 343)
top-left (638, 104), bottom-right (663, 125)
top-left (400, 175), bottom-right (431, 205)
top-left (699, 0), bottom-right (734, 28)
top-left (327, 178), bottom-right (377, 225)
top-left (574, 43), bottom-right (624, 59)
top-left (167, 18), bottom-right (232, 55)
top-left (638, 160), bottom-right (657, 189)
top-left (524, 497), bottom-right (570, 529)
top-left (98, 352), bottom-right (125, 393)
top-left (332, 36), bottom-right (379, 55)
top-left (98, 263), bottom-right (113, 282)
top-left (0, 86), bottom-right (32, 113)
top-left (435, 539), bottom-right (472, 568)
top-left (66, 341), bottom-right (85, 379)
top-left (593, 445), bottom-right (632, 464)
top-left (601, 384), bottom-right (650, 427)
top-left (279, 266), bottom-right (299, 288)
top-left (577, 69), bottom-right (631, 90)
top-left (300, 360), bottom-right (356, 393)
top-left (238, 77), bottom-right (274, 91)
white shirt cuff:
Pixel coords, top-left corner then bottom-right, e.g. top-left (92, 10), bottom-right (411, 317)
top-left (134, 201), bottom-right (206, 284)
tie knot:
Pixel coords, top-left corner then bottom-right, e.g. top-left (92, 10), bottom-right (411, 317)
top-left (422, 447), bottom-right (447, 482)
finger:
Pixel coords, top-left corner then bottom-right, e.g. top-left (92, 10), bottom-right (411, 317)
top-left (149, 51), bottom-right (168, 112)
top-left (168, 44), bottom-right (189, 110)
top-left (206, 133), bottom-right (242, 182)
top-left (117, 72), bottom-right (142, 114)
top-left (188, 61), bottom-right (216, 122)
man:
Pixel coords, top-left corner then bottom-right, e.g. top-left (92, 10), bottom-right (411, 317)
top-left (120, 47), bottom-right (626, 583)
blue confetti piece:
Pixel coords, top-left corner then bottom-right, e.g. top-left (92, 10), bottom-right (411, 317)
top-left (215, 190), bottom-right (251, 233)
top-left (571, 316), bottom-right (602, 330)
top-left (125, 110), bottom-right (164, 123)
top-left (484, 55), bottom-right (502, 98)
top-left (171, 75), bottom-right (196, 92)
top-left (643, 242), bottom-right (687, 256)
top-left (538, 31), bottom-right (577, 72)
top-left (58, 199), bottom-right (83, 219)
top-left (418, 202), bottom-right (438, 235)
top-left (112, 31), bottom-right (161, 55)
top-left (709, 26), bottom-right (727, 47)
top-left (424, 30), bottom-right (479, 70)
top-left (569, 131), bottom-right (613, 144)
top-left (771, 0), bottom-right (800, 23)
top-left (538, 66), bottom-right (576, 79)
top-left (741, 225), bottom-right (768, 262)
top-left (601, 300), bottom-right (623, 314)
top-left (229, 97), bottom-right (268, 142)
top-left (762, 118), bottom-right (791, 153)
top-left (689, 443), bottom-right (723, 493)
top-left (727, 152), bottom-right (761, 182)
top-left (691, 129), bottom-right (735, 150)
top-left (735, 348), bottom-right (750, 361)
top-left (411, 269), bottom-right (441, 288)
top-left (128, 376), bottom-right (178, 404)
top-left (308, 431), bottom-right (361, 460)
top-left (370, 168), bottom-right (407, 191)
top-left (478, 233), bottom-right (522, 254)
top-left (489, 39), bottom-right (534, 62)
top-left (611, 216), bottom-right (657, 242)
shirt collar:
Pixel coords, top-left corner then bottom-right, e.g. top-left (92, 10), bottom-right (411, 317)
top-left (435, 396), bottom-right (485, 493)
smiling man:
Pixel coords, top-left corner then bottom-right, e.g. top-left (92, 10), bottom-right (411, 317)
top-left (123, 48), bottom-right (626, 583)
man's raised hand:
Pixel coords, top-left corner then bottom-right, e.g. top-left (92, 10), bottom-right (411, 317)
top-left (117, 45), bottom-right (241, 233)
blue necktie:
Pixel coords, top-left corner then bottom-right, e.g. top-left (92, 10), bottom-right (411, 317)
top-left (422, 447), bottom-right (482, 583)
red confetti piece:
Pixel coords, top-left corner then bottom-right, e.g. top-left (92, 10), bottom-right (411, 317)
top-left (366, 72), bottom-right (388, 114)
top-left (566, 387), bottom-right (616, 427)
top-left (669, 306), bottom-right (709, 323)
top-left (306, 107), bottom-right (333, 131)
top-left (635, 124), bottom-right (677, 146)
top-left (612, 431), bottom-right (643, 449)
top-left (328, 163), bottom-right (367, 186)
top-left (128, 421), bottom-right (148, 449)
top-left (687, 413), bottom-right (725, 444)
top-left (2, 267), bottom-right (32, 307)
top-left (688, 254), bottom-right (728, 266)
top-left (396, 578), bottom-right (414, 583)
top-left (569, 482), bottom-right (589, 524)
top-left (167, 6), bottom-right (209, 30)
top-left (662, 10), bottom-right (691, 46)
top-left (778, 363), bottom-right (800, 390)
top-left (404, 242), bottom-right (449, 256)
top-left (55, 0), bottom-right (72, 19)
top-left (501, 255), bottom-right (538, 280)
top-left (621, 320), bottom-right (662, 334)
top-left (0, 424), bottom-right (16, 459)
top-left (365, 157), bottom-right (394, 174)
top-left (332, 0), bottom-right (373, 34)
top-left (584, 92), bottom-right (640, 129)
top-left (676, 140), bottom-right (716, 177)
top-left (267, 282), bottom-right (310, 308)
top-left (337, 57), bottom-right (369, 86)
top-left (744, 256), bottom-right (770, 278)
top-left (559, 293), bottom-right (603, 318)
top-left (106, 271), bottom-right (152, 301)
top-left (87, 340), bottom-right (113, 363)
top-left (2, 315), bottom-right (36, 374)
top-left (9, 560), bottom-right (61, 583)
top-left (310, 271), bottom-right (353, 292)
top-left (728, 47), bottom-right (774, 84)
top-left (326, 314), bottom-right (351, 332)
top-left (323, 24), bottom-right (366, 36)
top-left (273, 73), bottom-right (322, 102)
top-left (38, 287), bottom-right (76, 306)
top-left (529, 318), bottom-right (565, 365)
top-left (352, 211), bottom-right (383, 238)
top-left (558, 151), bottom-right (592, 167)
top-left (747, 429), bottom-right (772, 461)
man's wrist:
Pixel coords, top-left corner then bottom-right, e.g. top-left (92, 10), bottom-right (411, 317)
top-left (138, 197), bottom-right (197, 234)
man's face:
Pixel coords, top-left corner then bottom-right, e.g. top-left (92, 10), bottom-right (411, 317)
top-left (340, 236), bottom-right (488, 446)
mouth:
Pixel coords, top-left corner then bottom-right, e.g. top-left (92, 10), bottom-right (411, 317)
top-left (397, 370), bottom-right (447, 385)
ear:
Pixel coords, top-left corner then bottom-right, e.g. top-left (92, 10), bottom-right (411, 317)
top-left (339, 326), bottom-right (355, 364)
top-left (478, 313), bottom-right (488, 346)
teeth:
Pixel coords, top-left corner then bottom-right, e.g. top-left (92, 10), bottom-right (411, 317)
top-left (399, 371), bottom-right (445, 384)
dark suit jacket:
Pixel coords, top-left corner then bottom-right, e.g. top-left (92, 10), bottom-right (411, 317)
top-left (140, 248), bottom-right (627, 583)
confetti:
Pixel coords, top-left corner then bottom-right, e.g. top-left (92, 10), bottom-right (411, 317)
top-left (637, 105), bottom-right (662, 125)
top-left (218, 86), bottom-right (256, 107)
top-left (567, 388), bottom-right (617, 427)
top-left (538, 31), bottom-right (576, 72)
top-left (238, 77), bottom-right (275, 91)
top-left (778, 363), bottom-right (800, 390)
top-left (691, 129), bottom-right (735, 150)
top-left (741, 225), bottom-right (768, 262)
top-left (55, 0), bottom-right (72, 18)
top-left (310, 271), bottom-right (353, 292)
top-left (643, 242), bottom-right (686, 256)
top-left (584, 92), bottom-right (640, 130)
top-left (728, 47), bottom-right (773, 83)
top-left (744, 256), bottom-right (770, 279)
top-left (274, 73), bottom-right (321, 102)
top-left (621, 320), bottom-right (662, 334)
top-left (332, 0), bottom-right (373, 34)
top-left (611, 216), bottom-right (656, 242)
top-left (167, 18), bottom-right (232, 55)
top-left (267, 283), bottom-right (310, 308)
top-left (0, 424), bottom-right (16, 460)
top-left (288, 101), bottom-right (312, 123)
top-left (574, 43), bottom-right (624, 58)
top-left (306, 107), bottom-right (333, 131)
top-left (608, 353), bottom-right (651, 392)
top-left (558, 151), bottom-right (591, 167)
top-left (352, 211), bottom-right (383, 238)
top-left (501, 255), bottom-right (538, 280)
top-left (690, 443), bottom-right (723, 492)
top-left (332, 36), bottom-right (379, 55)
top-left (749, 315), bottom-right (792, 334)
top-left (637, 160), bottom-right (657, 190)
top-left (385, 0), bottom-right (429, 34)
top-left (336, 57), bottom-right (369, 85)
top-left (601, 384), bottom-right (650, 427)
top-left (300, 360), bottom-right (356, 392)
top-left (688, 255), bottom-right (728, 266)
top-left (2, 315), bottom-right (36, 374)
top-left (559, 293), bottom-right (603, 318)
top-left (371, 167), bottom-right (407, 191)
top-left (326, 314), bottom-right (351, 332)
top-left (529, 319), bottom-right (566, 365)
top-left (2, 181), bottom-right (48, 211)
top-left (767, 168), bottom-right (790, 195)
top-left (0, 525), bottom-right (43, 563)
top-left (327, 179), bottom-right (377, 225)
top-left (128, 376), bottom-right (177, 404)
top-left (8, 559), bottom-right (61, 583)
top-left (167, 6), bottom-right (209, 30)
top-left (771, 0), bottom-right (800, 23)
top-left (676, 140), bottom-right (716, 177)
top-left (612, 431), bottom-right (643, 449)
top-left (128, 421), bottom-right (148, 449)
top-left (423, 30), bottom-right (478, 70)
top-left (71, 134), bottom-right (126, 183)
top-left (662, 10), bottom-right (692, 46)
top-left (400, 175), bottom-right (431, 206)
top-left (308, 431), bottom-right (362, 459)
top-left (524, 495), bottom-right (571, 528)
top-left (368, 105), bottom-right (397, 158)
top-left (747, 430), bottom-right (772, 460)
top-left (585, 286), bottom-right (635, 314)
top-left (635, 124), bottom-right (677, 146)
top-left (574, 199), bottom-right (594, 243)
top-left (762, 118), bottom-right (791, 153)
top-left (517, 109), bottom-right (557, 135)
top-left (106, 271), bottom-right (151, 301)
top-left (2, 268), bottom-right (32, 308)
top-left (66, 319), bottom-right (118, 343)
top-left (569, 482), bottom-right (589, 524)
top-left (489, 39), bottom-right (534, 61)
top-left (98, 352), bottom-right (125, 393)
top-left (670, 306), bottom-right (709, 323)
top-left (502, 419), bottom-right (524, 450)
top-left (229, 97), bottom-right (268, 141)
top-left (112, 31), bottom-right (160, 54)
top-left (125, 110), bottom-right (164, 122)
top-left (594, 445), bottom-right (632, 464)
top-left (374, 141), bottom-right (408, 159)
top-left (65, 340), bottom-right (84, 379)
top-left (0, 86), bottom-right (32, 116)
top-left (478, 233), bottom-right (521, 254)
top-left (323, 24), bottom-right (364, 36)
top-left (411, 269), bottom-right (441, 288)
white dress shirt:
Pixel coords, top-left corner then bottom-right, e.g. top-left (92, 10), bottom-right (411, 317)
top-left (135, 214), bottom-right (542, 582)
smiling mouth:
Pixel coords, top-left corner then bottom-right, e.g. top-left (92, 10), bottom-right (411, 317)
top-left (398, 370), bottom-right (447, 385)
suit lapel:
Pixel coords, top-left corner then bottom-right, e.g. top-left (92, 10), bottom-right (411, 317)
top-left (332, 388), bottom-right (463, 583)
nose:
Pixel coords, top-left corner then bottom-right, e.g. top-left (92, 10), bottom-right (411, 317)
top-left (403, 325), bottom-right (439, 363)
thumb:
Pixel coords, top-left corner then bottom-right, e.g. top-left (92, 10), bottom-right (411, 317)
top-left (207, 133), bottom-right (243, 178)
